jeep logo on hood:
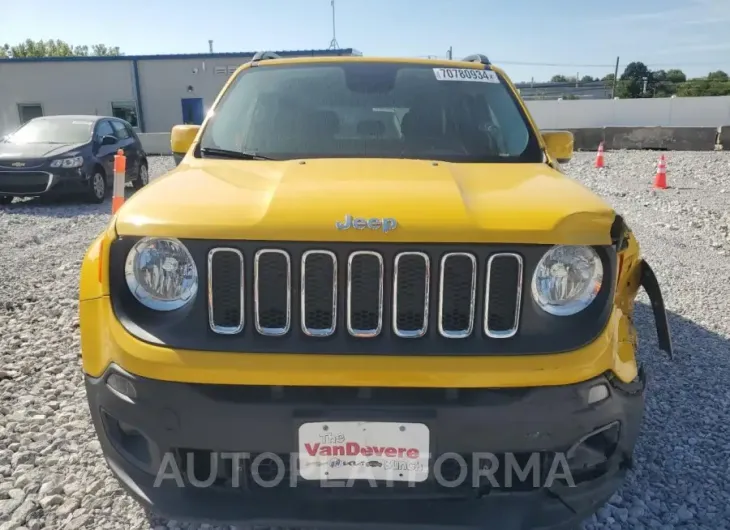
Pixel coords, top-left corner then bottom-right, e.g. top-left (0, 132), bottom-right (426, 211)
top-left (336, 214), bottom-right (397, 233)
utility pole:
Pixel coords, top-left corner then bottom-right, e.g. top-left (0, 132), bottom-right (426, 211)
top-left (611, 56), bottom-right (620, 98)
top-left (328, 0), bottom-right (339, 50)
top-left (447, 46), bottom-right (452, 60)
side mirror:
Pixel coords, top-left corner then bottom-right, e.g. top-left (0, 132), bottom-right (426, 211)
top-left (101, 135), bottom-right (117, 146)
top-left (171, 124), bottom-right (200, 164)
top-left (542, 131), bottom-right (574, 164)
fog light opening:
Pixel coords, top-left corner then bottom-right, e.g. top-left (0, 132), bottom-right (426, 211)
top-left (587, 383), bottom-right (609, 405)
top-left (106, 373), bottom-right (137, 400)
top-left (565, 422), bottom-right (621, 483)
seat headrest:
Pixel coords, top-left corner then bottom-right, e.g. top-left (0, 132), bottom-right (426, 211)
top-left (400, 105), bottom-right (443, 138)
top-left (357, 120), bottom-right (386, 137)
top-left (307, 110), bottom-right (340, 137)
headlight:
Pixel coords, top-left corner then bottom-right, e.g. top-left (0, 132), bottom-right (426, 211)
top-left (531, 245), bottom-right (603, 316)
top-left (124, 237), bottom-right (198, 311)
top-left (50, 156), bottom-right (83, 168)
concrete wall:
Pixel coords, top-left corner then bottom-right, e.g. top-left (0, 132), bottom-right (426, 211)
top-left (0, 60), bottom-right (136, 135)
top-left (525, 96), bottom-right (730, 129)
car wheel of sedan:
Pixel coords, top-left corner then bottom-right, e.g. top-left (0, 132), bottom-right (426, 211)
top-left (133, 162), bottom-right (149, 190)
top-left (0, 196), bottom-right (13, 205)
top-left (86, 171), bottom-right (108, 204)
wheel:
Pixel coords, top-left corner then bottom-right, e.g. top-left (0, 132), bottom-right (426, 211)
top-left (0, 196), bottom-right (13, 205)
top-left (86, 171), bottom-right (108, 204)
top-left (133, 161), bottom-right (149, 190)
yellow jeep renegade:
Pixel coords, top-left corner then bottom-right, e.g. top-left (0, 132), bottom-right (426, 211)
top-left (79, 52), bottom-right (673, 530)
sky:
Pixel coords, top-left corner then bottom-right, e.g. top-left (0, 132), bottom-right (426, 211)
top-left (2, 0), bottom-right (730, 82)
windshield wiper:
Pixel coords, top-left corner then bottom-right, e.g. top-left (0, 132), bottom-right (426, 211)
top-left (200, 147), bottom-right (275, 160)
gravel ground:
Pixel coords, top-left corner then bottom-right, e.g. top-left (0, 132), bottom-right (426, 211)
top-left (0, 152), bottom-right (728, 530)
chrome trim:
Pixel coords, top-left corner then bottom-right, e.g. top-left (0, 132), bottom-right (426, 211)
top-left (347, 251), bottom-right (384, 338)
top-left (254, 249), bottom-right (291, 336)
top-left (392, 252), bottom-right (430, 338)
top-left (438, 252), bottom-right (477, 339)
top-left (484, 253), bottom-right (524, 339)
top-left (300, 250), bottom-right (338, 337)
top-left (207, 248), bottom-right (245, 335)
top-left (0, 171), bottom-right (54, 194)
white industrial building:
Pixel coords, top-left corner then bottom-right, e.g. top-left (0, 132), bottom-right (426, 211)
top-left (0, 48), bottom-right (360, 136)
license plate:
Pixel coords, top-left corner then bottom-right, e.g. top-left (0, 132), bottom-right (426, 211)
top-left (297, 421), bottom-right (430, 483)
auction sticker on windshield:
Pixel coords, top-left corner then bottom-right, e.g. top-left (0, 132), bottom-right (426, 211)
top-left (298, 421), bottom-right (430, 483)
top-left (433, 68), bottom-right (499, 83)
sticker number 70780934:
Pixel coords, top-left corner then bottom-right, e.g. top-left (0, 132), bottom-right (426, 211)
top-left (433, 68), bottom-right (500, 83)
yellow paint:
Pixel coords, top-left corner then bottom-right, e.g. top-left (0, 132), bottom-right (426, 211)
top-left (170, 125), bottom-right (200, 155)
top-left (79, 55), bottom-right (647, 389)
top-left (541, 131), bottom-right (575, 163)
top-left (112, 159), bottom-right (615, 244)
top-left (80, 296), bottom-right (638, 387)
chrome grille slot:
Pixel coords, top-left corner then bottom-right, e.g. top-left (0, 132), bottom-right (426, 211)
top-left (485, 253), bottom-right (523, 338)
top-left (393, 252), bottom-right (430, 338)
top-left (347, 251), bottom-right (384, 337)
top-left (208, 248), bottom-right (244, 334)
top-left (301, 250), bottom-right (338, 337)
top-left (254, 249), bottom-right (291, 336)
top-left (438, 253), bottom-right (477, 338)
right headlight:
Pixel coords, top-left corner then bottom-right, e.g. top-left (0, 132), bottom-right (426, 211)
top-left (531, 245), bottom-right (603, 316)
top-left (124, 237), bottom-right (198, 311)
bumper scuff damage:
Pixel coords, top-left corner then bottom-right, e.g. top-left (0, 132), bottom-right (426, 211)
top-left (85, 363), bottom-right (647, 529)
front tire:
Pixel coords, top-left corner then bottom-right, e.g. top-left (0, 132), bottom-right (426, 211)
top-left (133, 161), bottom-right (149, 190)
top-left (86, 171), bottom-right (108, 204)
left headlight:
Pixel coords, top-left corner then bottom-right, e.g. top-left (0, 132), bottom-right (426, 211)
top-left (124, 237), bottom-right (198, 311)
top-left (50, 156), bottom-right (84, 168)
top-left (531, 245), bottom-right (603, 316)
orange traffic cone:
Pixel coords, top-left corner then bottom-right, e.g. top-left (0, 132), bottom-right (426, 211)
top-left (595, 142), bottom-right (605, 168)
top-left (653, 154), bottom-right (668, 189)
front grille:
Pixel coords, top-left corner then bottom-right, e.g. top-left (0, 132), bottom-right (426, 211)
top-left (208, 247), bottom-right (523, 340)
top-left (0, 160), bottom-right (45, 169)
top-left (174, 449), bottom-right (557, 494)
top-left (207, 248), bottom-right (244, 334)
top-left (0, 171), bottom-right (52, 194)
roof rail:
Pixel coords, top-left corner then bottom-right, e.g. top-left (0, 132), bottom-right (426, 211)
top-left (460, 54), bottom-right (491, 66)
top-left (250, 51), bottom-right (281, 63)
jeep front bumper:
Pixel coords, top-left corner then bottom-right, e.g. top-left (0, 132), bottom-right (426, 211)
top-left (85, 364), bottom-right (646, 530)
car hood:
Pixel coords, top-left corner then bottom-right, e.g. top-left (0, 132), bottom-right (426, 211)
top-left (0, 141), bottom-right (84, 160)
top-left (113, 158), bottom-right (616, 245)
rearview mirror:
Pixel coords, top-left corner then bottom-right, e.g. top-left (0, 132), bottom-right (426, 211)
top-left (541, 131), bottom-right (574, 164)
top-left (101, 135), bottom-right (117, 146)
top-left (171, 124), bottom-right (200, 165)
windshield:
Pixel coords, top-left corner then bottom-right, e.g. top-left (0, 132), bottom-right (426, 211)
top-left (199, 62), bottom-right (542, 163)
top-left (5, 118), bottom-right (94, 144)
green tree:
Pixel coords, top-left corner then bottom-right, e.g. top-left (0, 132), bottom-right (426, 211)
top-left (651, 70), bottom-right (677, 97)
top-left (707, 70), bottom-right (729, 82)
top-left (550, 74), bottom-right (568, 83)
top-left (665, 69), bottom-right (686, 83)
top-left (580, 75), bottom-right (596, 83)
top-left (619, 61), bottom-right (653, 98)
top-left (676, 77), bottom-right (730, 97)
top-left (2, 38), bottom-right (122, 58)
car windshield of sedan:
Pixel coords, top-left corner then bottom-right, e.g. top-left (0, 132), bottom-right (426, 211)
top-left (198, 61), bottom-right (543, 163)
top-left (4, 118), bottom-right (94, 145)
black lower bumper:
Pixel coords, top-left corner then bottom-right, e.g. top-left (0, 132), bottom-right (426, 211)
top-left (0, 168), bottom-right (91, 196)
top-left (85, 365), bottom-right (647, 530)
